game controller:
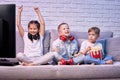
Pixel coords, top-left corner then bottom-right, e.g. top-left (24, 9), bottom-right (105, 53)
top-left (60, 58), bottom-right (73, 65)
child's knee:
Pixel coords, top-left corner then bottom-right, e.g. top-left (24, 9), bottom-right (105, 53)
top-left (110, 56), bottom-right (114, 60)
top-left (106, 55), bottom-right (114, 61)
top-left (16, 52), bottom-right (23, 58)
top-left (84, 55), bottom-right (91, 63)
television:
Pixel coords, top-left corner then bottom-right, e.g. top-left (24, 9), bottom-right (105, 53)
top-left (0, 4), bottom-right (16, 58)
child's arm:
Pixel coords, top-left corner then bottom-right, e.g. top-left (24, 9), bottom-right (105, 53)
top-left (34, 7), bottom-right (45, 36)
top-left (17, 5), bottom-right (24, 37)
top-left (74, 44), bottom-right (91, 57)
top-left (74, 52), bottom-right (82, 57)
top-left (74, 49), bottom-right (89, 57)
top-left (81, 46), bottom-right (91, 55)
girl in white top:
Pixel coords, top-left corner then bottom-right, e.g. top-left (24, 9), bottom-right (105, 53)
top-left (16, 5), bottom-right (46, 66)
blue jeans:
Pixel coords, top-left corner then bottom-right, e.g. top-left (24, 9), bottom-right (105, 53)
top-left (53, 52), bottom-right (85, 65)
top-left (84, 54), bottom-right (114, 65)
top-left (73, 54), bottom-right (85, 64)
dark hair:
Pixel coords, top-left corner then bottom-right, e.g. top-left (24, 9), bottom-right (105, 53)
top-left (88, 27), bottom-right (100, 36)
top-left (58, 23), bottom-right (69, 32)
top-left (28, 20), bottom-right (40, 30)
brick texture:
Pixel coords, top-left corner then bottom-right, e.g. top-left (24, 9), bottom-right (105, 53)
top-left (1, 0), bottom-right (120, 37)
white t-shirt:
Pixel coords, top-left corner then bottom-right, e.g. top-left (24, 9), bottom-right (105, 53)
top-left (23, 32), bottom-right (44, 58)
top-left (80, 40), bottom-right (104, 55)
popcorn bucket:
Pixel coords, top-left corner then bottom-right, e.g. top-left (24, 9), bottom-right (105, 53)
top-left (90, 50), bottom-right (102, 59)
top-left (90, 46), bottom-right (103, 59)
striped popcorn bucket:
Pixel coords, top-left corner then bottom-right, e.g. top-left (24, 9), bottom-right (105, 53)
top-left (90, 50), bottom-right (102, 59)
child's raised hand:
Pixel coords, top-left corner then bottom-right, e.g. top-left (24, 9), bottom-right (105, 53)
top-left (34, 7), bottom-right (40, 14)
top-left (18, 5), bottom-right (23, 13)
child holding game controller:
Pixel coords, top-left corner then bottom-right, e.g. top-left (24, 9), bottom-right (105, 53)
top-left (75, 27), bottom-right (114, 65)
top-left (51, 23), bottom-right (85, 65)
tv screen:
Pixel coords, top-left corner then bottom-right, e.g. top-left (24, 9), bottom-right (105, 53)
top-left (0, 4), bottom-right (16, 58)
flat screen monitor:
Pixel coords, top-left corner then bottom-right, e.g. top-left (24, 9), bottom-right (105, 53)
top-left (0, 4), bottom-right (16, 58)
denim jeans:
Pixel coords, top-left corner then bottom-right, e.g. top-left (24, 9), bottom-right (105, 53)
top-left (73, 54), bottom-right (85, 64)
top-left (84, 54), bottom-right (114, 65)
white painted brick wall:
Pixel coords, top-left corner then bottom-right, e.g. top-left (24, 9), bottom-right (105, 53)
top-left (0, 0), bottom-right (120, 37)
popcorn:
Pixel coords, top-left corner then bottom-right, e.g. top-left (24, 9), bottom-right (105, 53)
top-left (90, 46), bottom-right (102, 59)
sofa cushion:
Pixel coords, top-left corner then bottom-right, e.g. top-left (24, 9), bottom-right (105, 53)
top-left (98, 31), bottom-right (113, 39)
top-left (72, 31), bottom-right (113, 40)
top-left (77, 39), bottom-right (86, 49)
top-left (0, 65), bottom-right (58, 79)
top-left (57, 65), bottom-right (120, 79)
top-left (106, 37), bottom-right (120, 61)
top-left (97, 39), bottom-right (107, 55)
top-left (0, 65), bottom-right (120, 79)
top-left (43, 30), bottom-right (50, 54)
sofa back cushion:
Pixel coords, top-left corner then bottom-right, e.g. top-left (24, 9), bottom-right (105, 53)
top-left (16, 30), bottom-right (50, 55)
top-left (43, 30), bottom-right (51, 54)
top-left (106, 37), bottom-right (120, 61)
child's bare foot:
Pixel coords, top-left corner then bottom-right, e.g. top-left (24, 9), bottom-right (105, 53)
top-left (26, 63), bottom-right (35, 66)
top-left (106, 60), bottom-right (113, 64)
top-left (91, 63), bottom-right (95, 65)
top-left (22, 62), bottom-right (35, 66)
top-left (58, 61), bottom-right (62, 65)
top-left (77, 63), bottom-right (80, 65)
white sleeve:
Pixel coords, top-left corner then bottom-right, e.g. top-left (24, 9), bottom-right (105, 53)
top-left (80, 41), bottom-right (87, 53)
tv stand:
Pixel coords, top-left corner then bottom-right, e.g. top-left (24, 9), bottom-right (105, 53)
top-left (0, 58), bottom-right (10, 61)
top-left (0, 58), bottom-right (19, 66)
